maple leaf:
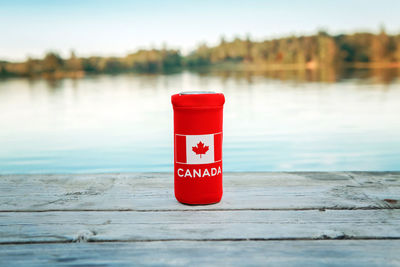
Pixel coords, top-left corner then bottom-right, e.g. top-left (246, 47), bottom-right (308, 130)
top-left (192, 141), bottom-right (209, 158)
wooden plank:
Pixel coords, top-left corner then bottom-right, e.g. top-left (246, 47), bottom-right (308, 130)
top-left (0, 209), bottom-right (399, 243)
top-left (0, 240), bottom-right (399, 266)
top-left (1, 172), bottom-right (398, 211)
top-left (348, 172), bottom-right (400, 209)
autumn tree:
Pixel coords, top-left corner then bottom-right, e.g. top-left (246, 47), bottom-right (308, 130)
top-left (42, 52), bottom-right (63, 73)
top-left (66, 50), bottom-right (83, 71)
top-left (371, 29), bottom-right (389, 62)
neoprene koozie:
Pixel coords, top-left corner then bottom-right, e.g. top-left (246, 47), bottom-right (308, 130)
top-left (171, 91), bottom-right (225, 204)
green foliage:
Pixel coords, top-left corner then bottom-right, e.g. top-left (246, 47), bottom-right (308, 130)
top-left (187, 31), bottom-right (400, 68)
top-left (42, 52), bottom-right (63, 73)
top-left (125, 49), bottom-right (183, 73)
top-left (1, 31), bottom-right (400, 78)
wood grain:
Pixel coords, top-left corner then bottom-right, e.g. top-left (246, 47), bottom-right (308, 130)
top-left (1, 172), bottom-right (399, 211)
top-left (1, 172), bottom-right (399, 266)
top-left (1, 209), bottom-right (399, 243)
top-left (1, 241), bottom-right (399, 267)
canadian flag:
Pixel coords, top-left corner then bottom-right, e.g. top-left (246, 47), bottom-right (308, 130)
top-left (175, 133), bottom-right (222, 164)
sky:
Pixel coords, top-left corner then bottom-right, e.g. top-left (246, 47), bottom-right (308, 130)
top-left (1, 0), bottom-right (400, 61)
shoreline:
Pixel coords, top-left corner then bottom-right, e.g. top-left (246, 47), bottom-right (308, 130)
top-left (1, 63), bottom-right (400, 80)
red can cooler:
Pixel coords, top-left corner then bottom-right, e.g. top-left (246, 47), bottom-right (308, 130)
top-left (171, 92), bottom-right (225, 205)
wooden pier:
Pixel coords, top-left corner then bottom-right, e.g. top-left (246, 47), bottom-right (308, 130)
top-left (0, 172), bottom-right (399, 266)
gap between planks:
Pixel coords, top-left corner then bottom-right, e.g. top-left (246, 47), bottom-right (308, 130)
top-left (0, 206), bottom-right (399, 213)
top-left (2, 236), bottom-right (400, 246)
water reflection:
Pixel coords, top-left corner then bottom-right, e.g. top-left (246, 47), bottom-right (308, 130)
top-left (197, 67), bottom-right (400, 84)
top-left (0, 69), bottom-right (399, 174)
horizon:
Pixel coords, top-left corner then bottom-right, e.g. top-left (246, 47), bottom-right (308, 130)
top-left (1, 29), bottom-right (398, 63)
top-left (1, 0), bottom-right (400, 61)
top-left (1, 29), bottom-right (397, 64)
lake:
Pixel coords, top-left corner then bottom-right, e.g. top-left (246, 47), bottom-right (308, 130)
top-left (0, 70), bottom-right (399, 173)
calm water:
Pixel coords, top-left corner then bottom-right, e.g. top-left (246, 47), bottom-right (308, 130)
top-left (0, 71), bottom-right (399, 173)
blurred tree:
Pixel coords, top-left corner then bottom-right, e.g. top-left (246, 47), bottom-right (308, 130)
top-left (394, 36), bottom-right (400, 62)
top-left (66, 50), bottom-right (83, 71)
top-left (371, 27), bottom-right (390, 62)
top-left (2, 31), bottom-right (400, 78)
top-left (24, 57), bottom-right (36, 76)
top-left (0, 64), bottom-right (7, 76)
top-left (42, 52), bottom-right (63, 73)
top-left (317, 32), bottom-right (337, 66)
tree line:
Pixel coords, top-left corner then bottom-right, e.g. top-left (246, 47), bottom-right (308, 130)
top-left (1, 30), bottom-right (400, 78)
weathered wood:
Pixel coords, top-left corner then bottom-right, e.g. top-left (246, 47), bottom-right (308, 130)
top-left (1, 240), bottom-right (399, 266)
top-left (348, 172), bottom-right (400, 208)
top-left (0, 209), bottom-right (399, 243)
top-left (0, 172), bottom-right (399, 211)
top-left (1, 172), bottom-right (399, 266)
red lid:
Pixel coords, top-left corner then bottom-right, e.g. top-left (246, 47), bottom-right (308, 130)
top-left (171, 91), bottom-right (225, 108)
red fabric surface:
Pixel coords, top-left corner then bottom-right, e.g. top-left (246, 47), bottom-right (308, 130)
top-left (171, 93), bottom-right (225, 204)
